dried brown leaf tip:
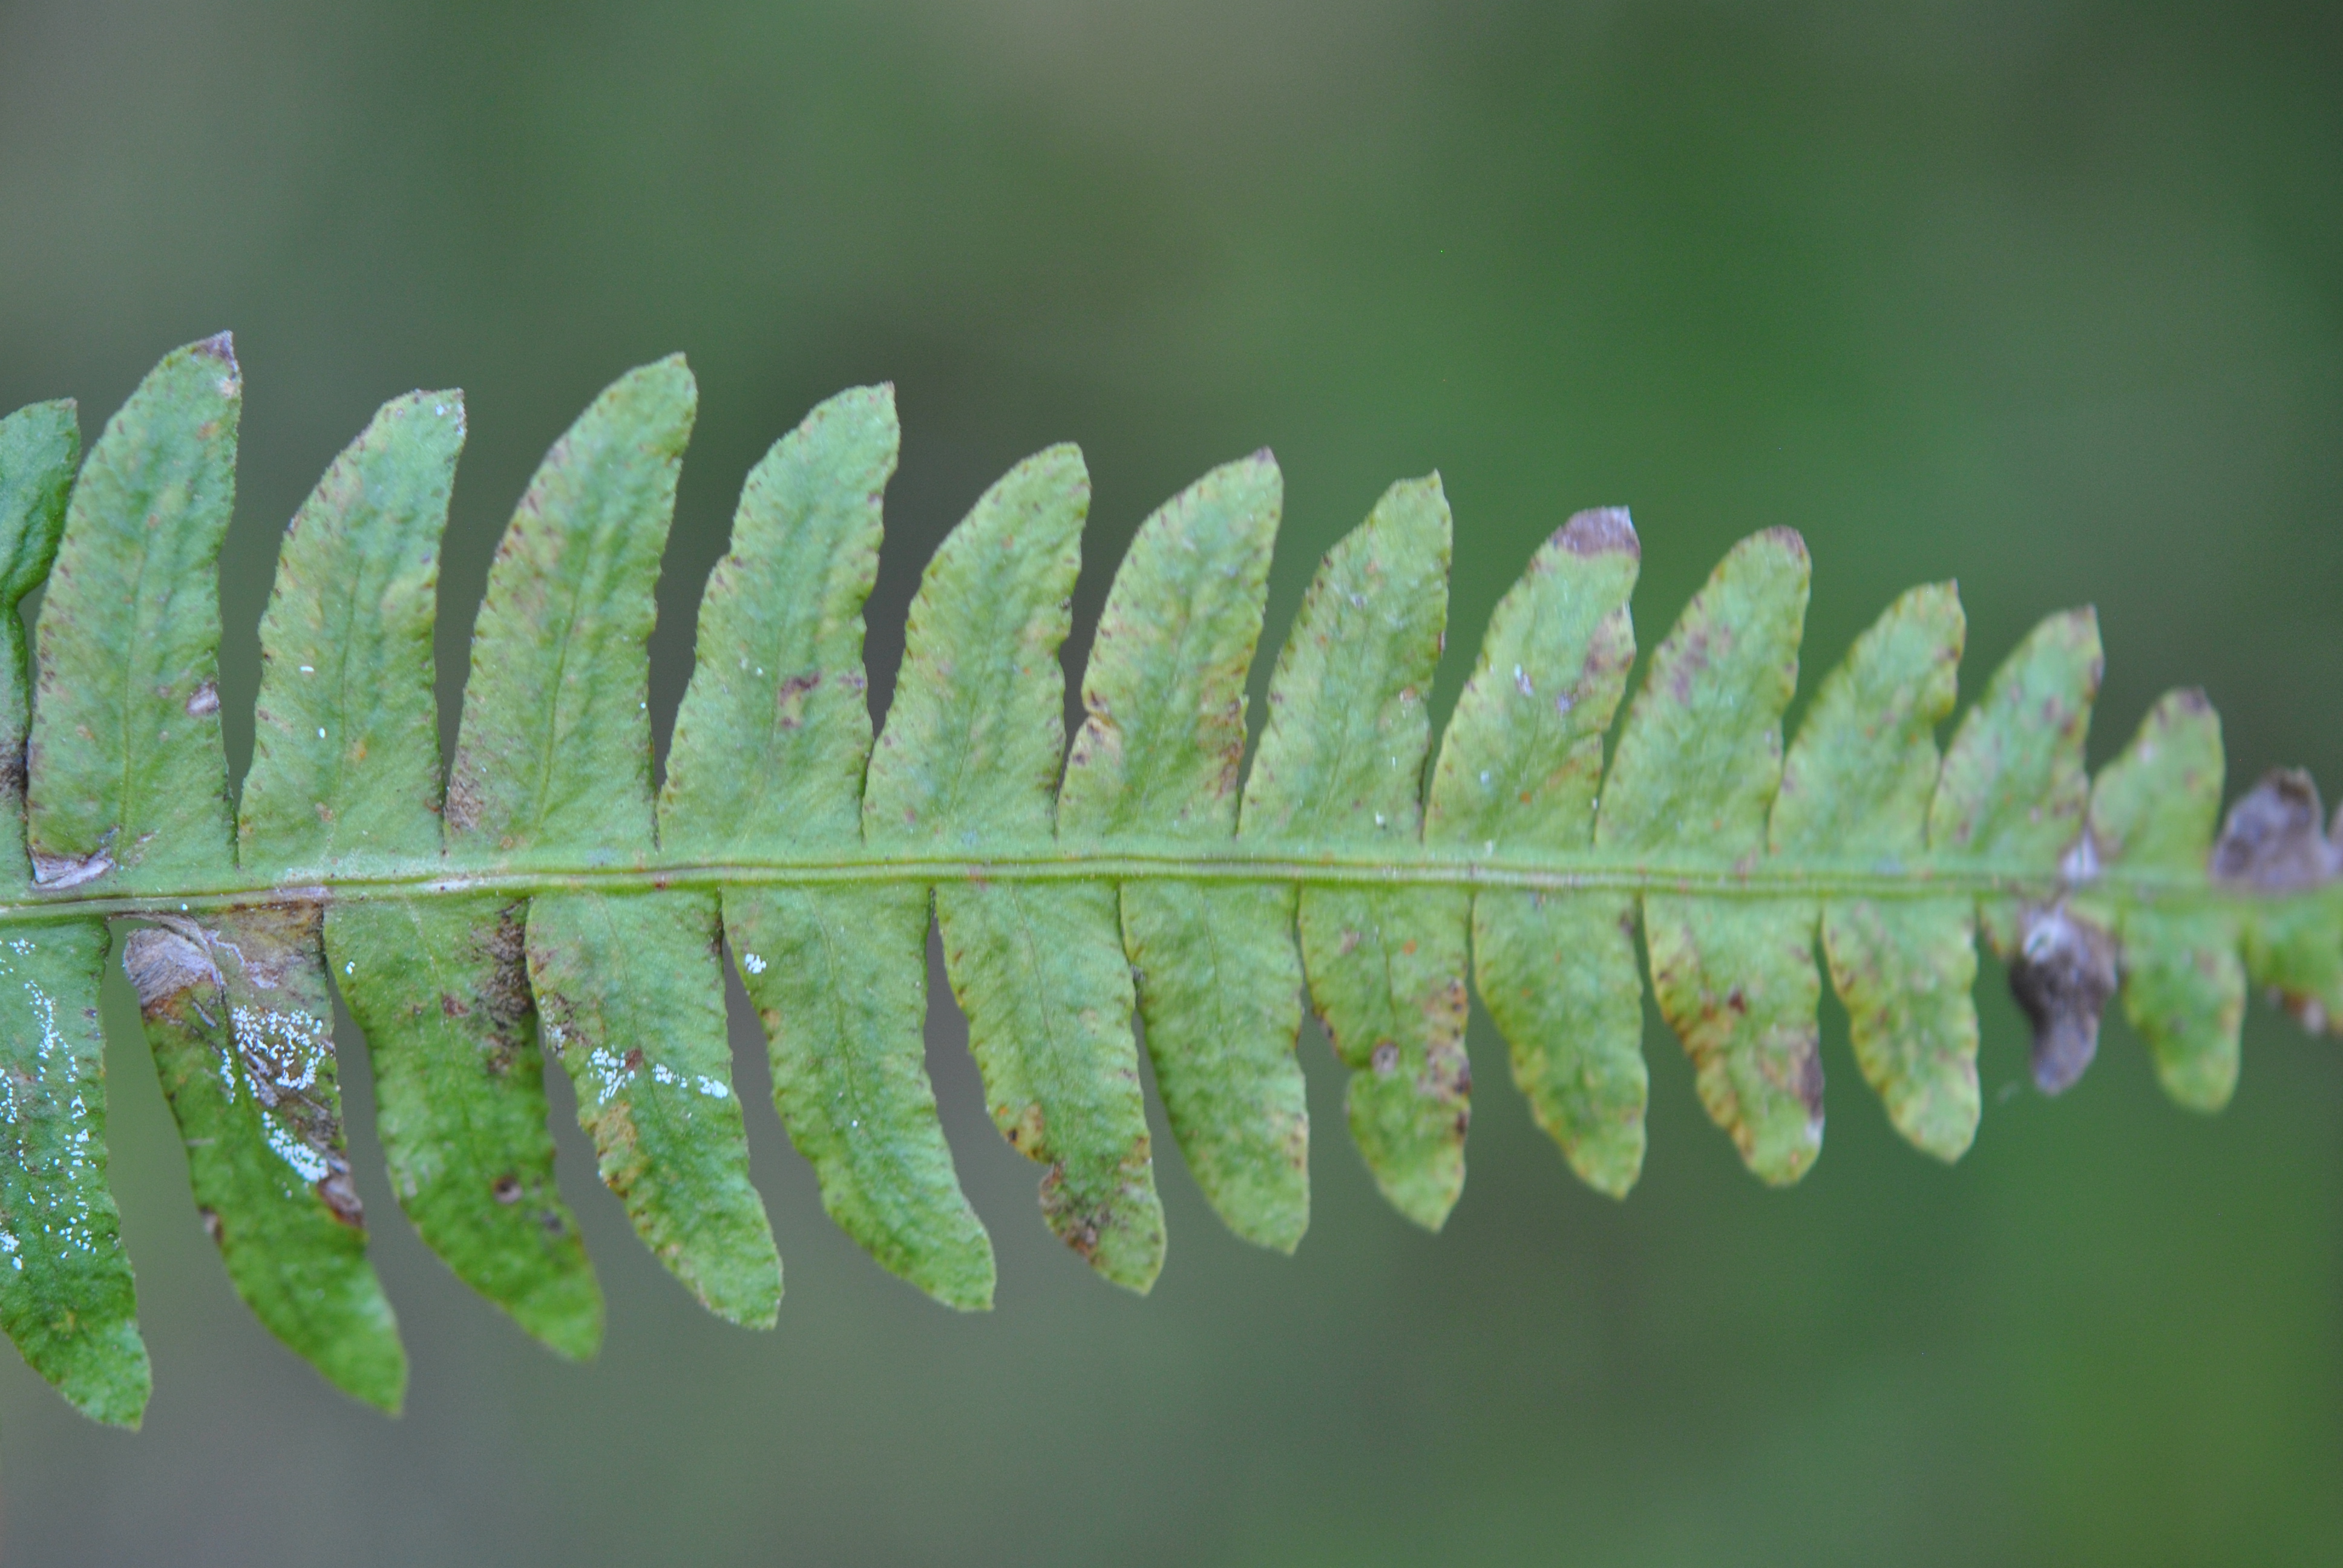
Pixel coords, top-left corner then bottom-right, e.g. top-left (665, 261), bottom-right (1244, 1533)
top-left (2009, 902), bottom-right (2118, 1094)
top-left (1558, 505), bottom-right (1638, 558)
top-left (2211, 769), bottom-right (2341, 890)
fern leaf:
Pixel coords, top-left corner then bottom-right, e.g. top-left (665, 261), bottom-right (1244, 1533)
top-left (2085, 691), bottom-right (2241, 1111)
top-left (1424, 508), bottom-right (1642, 1197)
top-left (1244, 476), bottom-right (1470, 1230)
top-left (249, 389), bottom-right (601, 1359)
top-left (867, 446), bottom-right (1167, 1290)
top-left (0, 401), bottom-right (148, 1427)
top-left (1930, 609), bottom-right (2105, 1090)
top-left (28, 336), bottom-right (239, 893)
top-left (663, 385), bottom-right (994, 1310)
top-left (452, 358), bottom-right (780, 1328)
top-left (1061, 452), bottom-right (1307, 1254)
top-left (131, 902), bottom-right (405, 1410)
top-left (1774, 584), bottom-right (1978, 1161)
top-left (5, 334), bottom-right (2342, 1418)
top-left (1604, 528), bottom-right (1819, 1185)
top-left (37, 339), bottom-right (405, 1411)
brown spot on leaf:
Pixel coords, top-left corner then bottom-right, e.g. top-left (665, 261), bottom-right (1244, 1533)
top-left (2211, 769), bottom-right (2338, 889)
top-left (775, 670), bottom-right (821, 731)
top-left (197, 1206), bottom-right (223, 1245)
top-left (2008, 903), bottom-right (2116, 1095)
top-left (442, 761), bottom-right (490, 835)
top-left (122, 923), bottom-right (221, 1015)
top-left (1370, 1041), bottom-right (1400, 1076)
top-left (469, 904), bottom-right (534, 1044)
top-left (31, 831), bottom-right (116, 891)
top-left (185, 679), bottom-right (219, 718)
top-left (492, 1174), bottom-right (523, 1204)
top-left (1004, 1100), bottom-right (1046, 1151)
top-left (1037, 1163), bottom-right (1105, 1259)
top-left (317, 1167), bottom-right (366, 1227)
top-left (1789, 1033), bottom-right (1826, 1127)
top-left (1559, 506), bottom-right (1638, 559)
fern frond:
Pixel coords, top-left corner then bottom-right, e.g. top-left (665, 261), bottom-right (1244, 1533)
top-left (0, 334), bottom-right (2334, 1422)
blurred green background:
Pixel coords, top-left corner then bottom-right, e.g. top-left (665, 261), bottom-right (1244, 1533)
top-left (2, 1), bottom-right (2341, 1563)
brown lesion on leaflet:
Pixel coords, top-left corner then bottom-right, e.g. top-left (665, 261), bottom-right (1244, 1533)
top-left (2008, 902), bottom-right (2116, 1096)
top-left (1419, 973), bottom-right (1471, 1134)
top-left (774, 670), bottom-right (821, 731)
top-left (122, 903), bottom-right (369, 1227)
top-left (1037, 1164), bottom-right (1101, 1259)
top-left (468, 901), bottom-right (534, 1076)
top-left (2212, 769), bottom-right (2341, 890)
top-left (1558, 506), bottom-right (1638, 560)
top-left (2209, 768), bottom-right (2343, 1034)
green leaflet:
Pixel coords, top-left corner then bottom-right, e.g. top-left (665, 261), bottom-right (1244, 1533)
top-left (243, 390), bottom-right (600, 1356)
top-left (240, 390), bottom-right (461, 871)
top-left (2088, 691), bottom-right (2243, 1110)
top-left (444, 358), bottom-right (687, 857)
top-left (0, 924), bottom-right (147, 1425)
top-left (529, 891), bottom-right (777, 1322)
top-left (451, 358), bottom-right (778, 1327)
top-left (660, 385), bottom-right (895, 852)
top-left (1600, 530), bottom-right (1818, 1186)
top-left (866, 446), bottom-right (1166, 1290)
top-left (724, 883), bottom-right (991, 1306)
top-left (0, 403), bottom-right (149, 1426)
top-left (1771, 584), bottom-right (1979, 1163)
top-left (338, 896), bottom-right (601, 1354)
top-left (1423, 508), bottom-right (1641, 1197)
top-left (662, 388), bottom-right (991, 1310)
top-left (1928, 608), bottom-right (2103, 935)
top-left (28, 336), bottom-right (240, 893)
top-left (0, 402), bottom-right (79, 795)
top-left (1112, 883), bottom-right (1305, 1246)
top-left (1928, 609), bottom-right (2106, 1093)
top-left (1057, 453), bottom-right (1283, 839)
top-left (124, 905), bottom-right (405, 1411)
top-left (1242, 476), bottom-right (1468, 1231)
top-left (1059, 454), bottom-right (1306, 1253)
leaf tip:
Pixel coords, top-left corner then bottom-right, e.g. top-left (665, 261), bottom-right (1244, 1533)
top-left (1559, 506), bottom-right (1637, 560)
top-left (417, 386), bottom-right (467, 436)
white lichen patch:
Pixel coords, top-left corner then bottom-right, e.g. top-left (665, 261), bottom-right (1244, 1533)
top-left (230, 1003), bottom-right (339, 1181)
top-left (231, 1004), bottom-right (330, 1106)
top-left (586, 1044), bottom-right (634, 1106)
top-left (0, 965), bottom-right (110, 1263)
top-left (740, 952), bottom-right (768, 976)
top-left (261, 1117), bottom-right (332, 1184)
top-left (647, 1060), bottom-right (736, 1100)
